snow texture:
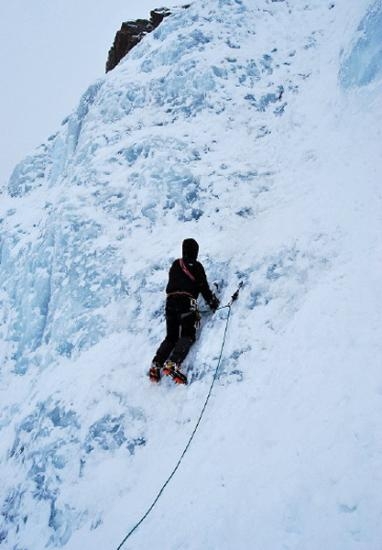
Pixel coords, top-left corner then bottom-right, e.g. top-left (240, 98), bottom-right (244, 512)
top-left (1, 0), bottom-right (382, 548)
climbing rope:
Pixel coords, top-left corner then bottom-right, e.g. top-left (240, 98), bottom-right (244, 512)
top-left (116, 282), bottom-right (243, 550)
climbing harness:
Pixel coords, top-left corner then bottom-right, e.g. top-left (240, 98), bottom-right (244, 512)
top-left (116, 282), bottom-right (243, 550)
top-left (180, 297), bottom-right (201, 327)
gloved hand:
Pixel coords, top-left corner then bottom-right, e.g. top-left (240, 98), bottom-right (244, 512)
top-left (209, 294), bottom-right (220, 313)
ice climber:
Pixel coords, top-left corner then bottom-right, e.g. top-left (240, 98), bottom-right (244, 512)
top-left (149, 238), bottom-right (220, 384)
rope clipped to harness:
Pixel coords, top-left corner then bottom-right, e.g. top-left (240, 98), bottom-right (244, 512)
top-left (116, 281), bottom-right (243, 549)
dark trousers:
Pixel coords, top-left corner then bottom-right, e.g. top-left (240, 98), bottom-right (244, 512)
top-left (154, 295), bottom-right (197, 366)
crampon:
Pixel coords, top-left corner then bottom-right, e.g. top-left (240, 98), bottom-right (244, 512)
top-left (162, 361), bottom-right (188, 385)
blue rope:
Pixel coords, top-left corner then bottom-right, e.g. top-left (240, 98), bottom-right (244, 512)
top-left (116, 288), bottom-right (240, 549)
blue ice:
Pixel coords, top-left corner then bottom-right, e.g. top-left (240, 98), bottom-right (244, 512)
top-left (84, 414), bottom-right (145, 454)
top-left (66, 81), bottom-right (103, 154)
top-left (245, 86), bottom-right (284, 111)
top-left (340, 0), bottom-right (382, 87)
top-left (8, 147), bottom-right (50, 197)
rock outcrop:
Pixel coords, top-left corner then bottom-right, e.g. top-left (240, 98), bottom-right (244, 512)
top-left (106, 8), bottom-right (171, 73)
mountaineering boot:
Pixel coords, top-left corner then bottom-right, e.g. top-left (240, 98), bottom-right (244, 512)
top-left (148, 361), bottom-right (161, 383)
top-left (163, 360), bottom-right (188, 385)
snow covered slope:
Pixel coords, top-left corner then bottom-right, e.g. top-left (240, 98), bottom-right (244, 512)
top-left (1, 0), bottom-right (382, 548)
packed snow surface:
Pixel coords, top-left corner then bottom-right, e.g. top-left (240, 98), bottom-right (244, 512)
top-left (1, 0), bottom-right (382, 548)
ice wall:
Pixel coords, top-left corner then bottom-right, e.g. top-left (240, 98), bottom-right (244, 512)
top-left (0, 1), bottom-right (309, 544)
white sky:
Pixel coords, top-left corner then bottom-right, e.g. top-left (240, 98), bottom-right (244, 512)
top-left (0, 0), bottom-right (179, 187)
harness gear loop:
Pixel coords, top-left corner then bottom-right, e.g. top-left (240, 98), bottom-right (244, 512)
top-left (179, 297), bottom-right (201, 328)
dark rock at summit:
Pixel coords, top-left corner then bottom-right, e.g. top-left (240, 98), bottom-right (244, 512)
top-left (106, 8), bottom-right (171, 73)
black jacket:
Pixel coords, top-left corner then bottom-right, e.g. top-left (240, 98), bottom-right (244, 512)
top-left (166, 259), bottom-right (214, 304)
